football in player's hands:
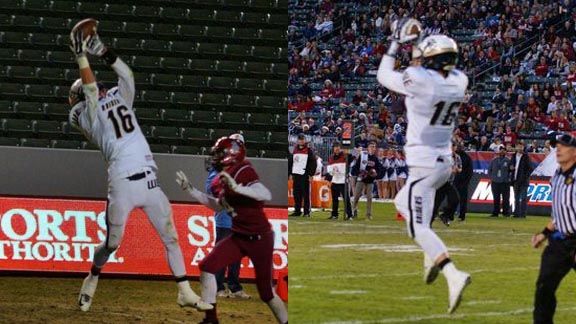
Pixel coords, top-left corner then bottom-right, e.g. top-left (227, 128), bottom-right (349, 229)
top-left (390, 18), bottom-right (422, 44)
top-left (69, 19), bottom-right (98, 56)
top-left (71, 18), bottom-right (98, 41)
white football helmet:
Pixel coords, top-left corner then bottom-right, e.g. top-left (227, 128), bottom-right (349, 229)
top-left (68, 78), bottom-right (84, 106)
top-left (416, 35), bottom-right (459, 71)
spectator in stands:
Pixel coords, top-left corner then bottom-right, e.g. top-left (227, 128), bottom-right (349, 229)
top-left (547, 95), bottom-right (559, 114)
top-left (557, 111), bottom-right (572, 131)
top-left (289, 134), bottom-right (317, 218)
top-left (503, 125), bottom-right (518, 147)
top-left (535, 56), bottom-right (549, 77)
top-left (488, 146), bottom-right (512, 217)
top-left (356, 130), bottom-right (369, 148)
top-left (302, 21), bottom-right (317, 41)
top-left (490, 137), bottom-right (505, 152)
top-left (298, 78), bottom-right (312, 97)
top-left (315, 15), bottom-right (333, 34)
top-left (510, 141), bottom-right (533, 219)
top-left (477, 135), bottom-right (491, 151)
top-left (351, 58), bottom-right (366, 77)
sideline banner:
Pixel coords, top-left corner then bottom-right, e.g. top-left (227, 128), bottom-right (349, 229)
top-left (468, 152), bottom-right (546, 174)
top-left (467, 174), bottom-right (551, 216)
top-left (0, 197), bottom-right (288, 278)
top-left (287, 179), bottom-right (331, 208)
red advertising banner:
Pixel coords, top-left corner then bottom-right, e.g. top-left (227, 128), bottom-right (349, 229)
top-left (0, 197), bottom-right (288, 279)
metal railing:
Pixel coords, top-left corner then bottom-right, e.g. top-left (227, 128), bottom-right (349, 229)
top-left (471, 16), bottom-right (571, 86)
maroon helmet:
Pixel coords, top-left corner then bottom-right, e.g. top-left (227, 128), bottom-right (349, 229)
top-left (211, 136), bottom-right (246, 167)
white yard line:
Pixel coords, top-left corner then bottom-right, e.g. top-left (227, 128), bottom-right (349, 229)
top-left (291, 266), bottom-right (538, 282)
top-left (464, 299), bottom-right (502, 305)
top-left (401, 296), bottom-right (433, 300)
top-left (305, 306), bottom-right (576, 324)
top-left (329, 290), bottom-right (368, 295)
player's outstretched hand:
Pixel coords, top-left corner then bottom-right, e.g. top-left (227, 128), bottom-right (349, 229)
top-left (390, 18), bottom-right (422, 44)
top-left (219, 171), bottom-right (238, 191)
top-left (69, 30), bottom-right (89, 56)
top-left (175, 170), bottom-right (191, 191)
top-left (531, 233), bottom-right (546, 249)
top-left (86, 33), bottom-right (107, 57)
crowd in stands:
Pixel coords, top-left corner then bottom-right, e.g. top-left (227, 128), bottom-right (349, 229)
top-left (288, 0), bottom-right (576, 164)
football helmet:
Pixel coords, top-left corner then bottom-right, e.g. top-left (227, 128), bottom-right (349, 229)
top-left (68, 78), bottom-right (106, 106)
top-left (417, 35), bottom-right (459, 71)
top-left (211, 136), bottom-right (246, 167)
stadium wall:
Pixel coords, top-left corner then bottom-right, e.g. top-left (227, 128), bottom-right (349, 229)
top-left (0, 146), bottom-right (287, 206)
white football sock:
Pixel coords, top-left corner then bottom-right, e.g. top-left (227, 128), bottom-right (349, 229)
top-left (200, 272), bottom-right (217, 304)
top-left (267, 293), bottom-right (288, 324)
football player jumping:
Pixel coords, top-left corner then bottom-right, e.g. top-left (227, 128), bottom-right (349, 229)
top-left (68, 25), bottom-right (211, 313)
top-left (377, 18), bottom-right (471, 314)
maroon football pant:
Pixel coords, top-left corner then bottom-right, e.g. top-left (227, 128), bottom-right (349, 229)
top-left (200, 231), bottom-right (275, 302)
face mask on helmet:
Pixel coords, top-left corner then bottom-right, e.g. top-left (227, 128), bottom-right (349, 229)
top-left (417, 35), bottom-right (459, 71)
top-left (211, 137), bottom-right (246, 169)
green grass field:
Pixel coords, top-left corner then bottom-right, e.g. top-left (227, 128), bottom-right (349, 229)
top-left (290, 202), bottom-right (576, 324)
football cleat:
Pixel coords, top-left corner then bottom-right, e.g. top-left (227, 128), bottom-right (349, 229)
top-left (78, 274), bottom-right (99, 312)
top-left (216, 290), bottom-right (228, 298)
top-left (447, 271), bottom-right (471, 314)
top-left (177, 291), bottom-right (214, 311)
top-left (424, 265), bottom-right (440, 284)
top-left (229, 290), bottom-right (251, 299)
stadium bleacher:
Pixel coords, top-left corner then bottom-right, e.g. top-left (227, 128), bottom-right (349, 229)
top-left (0, 0), bottom-right (288, 158)
top-left (288, 0), bottom-right (575, 161)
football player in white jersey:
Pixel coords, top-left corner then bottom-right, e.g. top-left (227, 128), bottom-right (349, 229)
top-left (377, 18), bottom-right (471, 314)
top-left (68, 28), bottom-right (212, 313)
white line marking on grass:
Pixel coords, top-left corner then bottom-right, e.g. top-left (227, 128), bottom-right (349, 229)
top-left (319, 244), bottom-right (474, 253)
top-left (464, 299), bottom-right (502, 305)
top-left (329, 290), bottom-right (367, 295)
top-left (290, 285), bottom-right (304, 289)
top-left (291, 266), bottom-right (538, 281)
top-left (400, 296), bottom-right (432, 300)
top-left (308, 306), bottom-right (576, 324)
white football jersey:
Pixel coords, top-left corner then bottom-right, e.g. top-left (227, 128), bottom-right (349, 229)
top-left (378, 56), bottom-right (468, 167)
top-left (69, 59), bottom-right (157, 179)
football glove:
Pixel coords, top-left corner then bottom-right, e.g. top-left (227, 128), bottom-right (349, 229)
top-left (175, 170), bottom-right (191, 191)
top-left (219, 171), bottom-right (238, 191)
top-left (86, 33), bottom-right (107, 57)
top-left (69, 30), bottom-right (89, 56)
top-left (390, 18), bottom-right (422, 44)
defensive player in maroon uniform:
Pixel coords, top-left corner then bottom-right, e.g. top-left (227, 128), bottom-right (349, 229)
top-left (176, 137), bottom-right (288, 324)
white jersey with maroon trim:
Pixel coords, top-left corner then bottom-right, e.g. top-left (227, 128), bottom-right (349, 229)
top-left (69, 58), bottom-right (156, 179)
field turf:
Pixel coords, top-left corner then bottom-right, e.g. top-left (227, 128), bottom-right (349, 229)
top-left (289, 202), bottom-right (576, 324)
top-left (0, 277), bottom-right (275, 324)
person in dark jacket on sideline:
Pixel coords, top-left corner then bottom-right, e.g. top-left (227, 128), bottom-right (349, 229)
top-left (510, 141), bottom-right (533, 218)
top-left (289, 134), bottom-right (317, 217)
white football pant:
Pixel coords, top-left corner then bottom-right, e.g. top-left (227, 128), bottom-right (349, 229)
top-left (394, 155), bottom-right (453, 262)
top-left (93, 168), bottom-right (187, 277)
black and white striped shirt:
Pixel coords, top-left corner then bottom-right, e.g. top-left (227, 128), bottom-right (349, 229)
top-left (550, 165), bottom-right (576, 235)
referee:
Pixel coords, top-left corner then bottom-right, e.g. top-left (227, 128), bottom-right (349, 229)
top-left (531, 132), bottom-right (576, 324)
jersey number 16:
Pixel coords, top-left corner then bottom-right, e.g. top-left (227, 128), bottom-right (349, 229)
top-left (431, 101), bottom-right (460, 126)
top-left (107, 105), bottom-right (135, 138)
